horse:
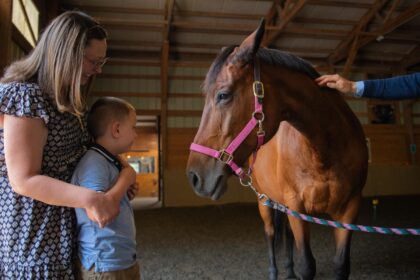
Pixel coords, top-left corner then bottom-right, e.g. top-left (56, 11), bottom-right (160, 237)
top-left (186, 19), bottom-right (368, 280)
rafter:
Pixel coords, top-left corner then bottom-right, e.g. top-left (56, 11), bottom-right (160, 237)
top-left (328, 0), bottom-right (388, 65)
top-left (164, 0), bottom-right (175, 41)
top-left (62, 4), bottom-right (164, 15)
top-left (399, 45), bottom-right (420, 70)
top-left (263, 0), bottom-right (307, 46)
top-left (330, 2), bottom-right (420, 65)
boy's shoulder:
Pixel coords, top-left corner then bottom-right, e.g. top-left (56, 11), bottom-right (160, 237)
top-left (73, 149), bottom-right (110, 177)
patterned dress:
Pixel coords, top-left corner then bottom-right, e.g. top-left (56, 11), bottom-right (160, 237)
top-left (0, 82), bottom-right (89, 279)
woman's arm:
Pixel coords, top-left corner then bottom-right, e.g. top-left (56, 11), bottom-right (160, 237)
top-left (3, 114), bottom-right (129, 227)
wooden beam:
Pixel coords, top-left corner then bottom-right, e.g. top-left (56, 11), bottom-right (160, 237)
top-left (358, 3), bottom-right (420, 47)
top-left (95, 17), bottom-right (165, 31)
top-left (342, 35), bottom-right (361, 77)
top-left (168, 110), bottom-right (203, 117)
top-left (330, 2), bottom-right (420, 65)
top-left (62, 4), bottom-right (164, 15)
top-left (264, 1), bottom-right (280, 26)
top-left (293, 17), bottom-right (357, 26)
top-left (11, 25), bottom-right (32, 53)
top-left (161, 41), bottom-right (169, 169)
top-left (91, 92), bottom-right (161, 98)
top-left (163, 0), bottom-right (174, 41)
top-left (98, 73), bottom-right (204, 80)
top-left (107, 59), bottom-right (160, 66)
top-left (398, 45), bottom-right (420, 70)
top-left (307, 0), bottom-right (371, 9)
top-left (17, 0), bottom-right (37, 44)
top-left (263, 0), bottom-right (307, 46)
top-left (0, 0), bottom-right (12, 76)
top-left (177, 10), bottom-right (262, 20)
top-left (328, 0), bottom-right (388, 65)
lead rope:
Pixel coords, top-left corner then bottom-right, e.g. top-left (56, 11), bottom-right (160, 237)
top-left (240, 178), bottom-right (420, 236)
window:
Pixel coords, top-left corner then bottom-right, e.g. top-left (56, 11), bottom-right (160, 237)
top-left (12, 0), bottom-right (39, 47)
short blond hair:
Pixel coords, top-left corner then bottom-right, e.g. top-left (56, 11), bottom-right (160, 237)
top-left (1, 11), bottom-right (107, 117)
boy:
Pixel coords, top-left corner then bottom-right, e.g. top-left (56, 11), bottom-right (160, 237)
top-left (71, 97), bottom-right (140, 279)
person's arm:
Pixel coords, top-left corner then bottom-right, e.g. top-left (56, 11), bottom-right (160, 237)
top-left (316, 73), bottom-right (420, 100)
top-left (362, 73), bottom-right (420, 100)
top-left (3, 114), bottom-right (134, 227)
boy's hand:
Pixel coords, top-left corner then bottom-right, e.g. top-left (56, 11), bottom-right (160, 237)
top-left (118, 156), bottom-right (137, 185)
top-left (127, 183), bottom-right (139, 200)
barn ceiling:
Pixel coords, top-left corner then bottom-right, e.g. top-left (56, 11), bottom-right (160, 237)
top-left (62, 0), bottom-right (420, 75)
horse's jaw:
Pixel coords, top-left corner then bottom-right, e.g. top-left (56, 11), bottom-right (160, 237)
top-left (187, 162), bottom-right (229, 200)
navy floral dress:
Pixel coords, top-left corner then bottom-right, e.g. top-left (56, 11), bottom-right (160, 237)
top-left (0, 82), bottom-right (89, 279)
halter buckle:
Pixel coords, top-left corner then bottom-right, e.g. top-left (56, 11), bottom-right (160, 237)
top-left (218, 150), bottom-right (233, 163)
top-left (253, 81), bottom-right (265, 99)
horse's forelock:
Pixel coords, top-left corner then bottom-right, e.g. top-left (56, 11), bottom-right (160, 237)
top-left (203, 45), bottom-right (237, 94)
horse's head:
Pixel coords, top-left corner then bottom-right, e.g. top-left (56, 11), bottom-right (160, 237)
top-left (186, 20), bottom-right (272, 200)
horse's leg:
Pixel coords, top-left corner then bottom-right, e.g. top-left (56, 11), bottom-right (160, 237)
top-left (288, 216), bottom-right (315, 280)
top-left (283, 217), bottom-right (296, 279)
top-left (331, 196), bottom-right (361, 280)
top-left (258, 202), bottom-right (278, 280)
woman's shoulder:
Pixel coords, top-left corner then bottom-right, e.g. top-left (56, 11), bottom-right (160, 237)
top-left (0, 81), bottom-right (43, 96)
top-left (0, 81), bottom-right (51, 124)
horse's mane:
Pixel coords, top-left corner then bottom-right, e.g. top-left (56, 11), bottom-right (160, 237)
top-left (204, 45), bottom-right (320, 92)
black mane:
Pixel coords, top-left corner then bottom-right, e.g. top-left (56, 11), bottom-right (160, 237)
top-left (203, 45), bottom-right (320, 93)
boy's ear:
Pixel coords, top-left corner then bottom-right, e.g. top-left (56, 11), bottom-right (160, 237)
top-left (110, 121), bottom-right (120, 138)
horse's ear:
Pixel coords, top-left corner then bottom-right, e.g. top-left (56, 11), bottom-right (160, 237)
top-left (238, 18), bottom-right (265, 57)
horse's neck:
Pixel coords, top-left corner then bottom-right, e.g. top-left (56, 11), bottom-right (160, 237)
top-left (267, 68), bottom-right (353, 162)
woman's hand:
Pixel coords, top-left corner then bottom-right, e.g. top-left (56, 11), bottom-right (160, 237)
top-left (85, 191), bottom-right (120, 228)
top-left (315, 74), bottom-right (356, 96)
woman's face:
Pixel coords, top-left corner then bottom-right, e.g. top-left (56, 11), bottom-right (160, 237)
top-left (82, 39), bottom-right (107, 85)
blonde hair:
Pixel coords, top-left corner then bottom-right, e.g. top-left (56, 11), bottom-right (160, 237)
top-left (88, 97), bottom-right (135, 139)
top-left (0, 11), bottom-right (107, 116)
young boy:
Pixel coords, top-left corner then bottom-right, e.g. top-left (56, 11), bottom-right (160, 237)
top-left (71, 97), bottom-right (140, 279)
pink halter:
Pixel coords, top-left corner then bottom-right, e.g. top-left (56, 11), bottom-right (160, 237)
top-left (190, 57), bottom-right (265, 182)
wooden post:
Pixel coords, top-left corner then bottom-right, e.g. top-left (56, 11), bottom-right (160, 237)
top-left (161, 41), bottom-right (169, 170)
top-left (0, 0), bottom-right (12, 77)
top-left (403, 100), bottom-right (416, 165)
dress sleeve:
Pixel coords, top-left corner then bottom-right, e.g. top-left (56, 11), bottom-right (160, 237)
top-left (0, 82), bottom-right (50, 124)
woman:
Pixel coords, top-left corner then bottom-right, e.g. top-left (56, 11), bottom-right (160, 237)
top-left (0, 11), bottom-right (135, 279)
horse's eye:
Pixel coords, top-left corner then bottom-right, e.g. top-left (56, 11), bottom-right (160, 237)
top-left (216, 91), bottom-right (232, 104)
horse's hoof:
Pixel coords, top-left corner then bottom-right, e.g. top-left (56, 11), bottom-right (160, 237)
top-left (285, 270), bottom-right (297, 279)
top-left (268, 267), bottom-right (278, 280)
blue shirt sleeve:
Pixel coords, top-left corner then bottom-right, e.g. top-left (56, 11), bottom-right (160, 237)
top-left (355, 81), bottom-right (364, 98)
top-left (362, 73), bottom-right (420, 100)
top-left (72, 154), bottom-right (111, 193)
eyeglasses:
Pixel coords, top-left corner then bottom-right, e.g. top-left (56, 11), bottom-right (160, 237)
top-left (84, 55), bottom-right (109, 69)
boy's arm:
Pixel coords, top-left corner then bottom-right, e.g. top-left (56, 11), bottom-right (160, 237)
top-left (105, 158), bottom-right (137, 202)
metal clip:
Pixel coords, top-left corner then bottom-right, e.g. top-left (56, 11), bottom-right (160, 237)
top-left (257, 120), bottom-right (265, 136)
top-left (239, 173), bottom-right (253, 187)
top-left (253, 81), bottom-right (265, 98)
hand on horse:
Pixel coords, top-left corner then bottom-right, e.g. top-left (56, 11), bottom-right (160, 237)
top-left (85, 191), bottom-right (120, 228)
top-left (316, 74), bottom-right (356, 96)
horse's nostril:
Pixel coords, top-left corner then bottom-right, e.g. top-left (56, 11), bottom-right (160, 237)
top-left (188, 171), bottom-right (201, 189)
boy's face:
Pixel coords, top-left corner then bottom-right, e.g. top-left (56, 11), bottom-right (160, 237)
top-left (118, 110), bottom-right (138, 153)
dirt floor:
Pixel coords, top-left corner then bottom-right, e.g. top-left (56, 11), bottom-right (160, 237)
top-left (134, 196), bottom-right (420, 280)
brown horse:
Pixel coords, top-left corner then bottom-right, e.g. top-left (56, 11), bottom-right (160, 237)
top-left (186, 20), bottom-right (368, 280)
